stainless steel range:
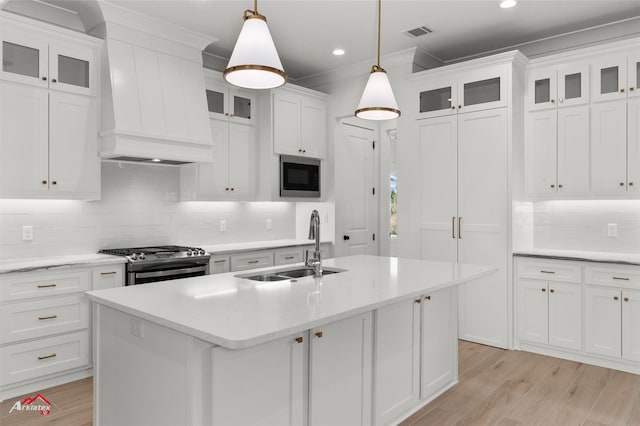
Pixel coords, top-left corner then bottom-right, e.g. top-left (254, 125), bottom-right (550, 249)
top-left (99, 245), bottom-right (210, 285)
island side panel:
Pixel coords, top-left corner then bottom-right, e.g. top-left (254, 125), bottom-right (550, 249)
top-left (93, 304), bottom-right (212, 426)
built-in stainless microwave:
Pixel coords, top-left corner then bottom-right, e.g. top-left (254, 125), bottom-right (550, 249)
top-left (280, 155), bottom-right (320, 198)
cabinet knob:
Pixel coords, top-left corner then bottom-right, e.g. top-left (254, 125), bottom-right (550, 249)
top-left (230, 187), bottom-right (235, 191)
top-left (343, 235), bottom-right (350, 241)
top-left (315, 331), bottom-right (323, 338)
top-left (624, 297), bottom-right (629, 302)
top-left (425, 295), bottom-right (432, 300)
top-left (451, 106), bottom-right (455, 110)
top-left (415, 298), bottom-right (421, 304)
top-left (550, 184), bottom-right (555, 188)
top-left (614, 296), bottom-right (619, 301)
top-left (225, 187), bottom-right (229, 191)
top-left (550, 99), bottom-right (555, 103)
top-left (541, 288), bottom-right (546, 292)
top-left (51, 181), bottom-right (57, 185)
top-left (225, 113), bottom-right (229, 116)
top-left (558, 184), bottom-right (563, 189)
top-left (295, 337), bottom-right (303, 343)
top-left (559, 97), bottom-right (564, 103)
top-left (550, 289), bottom-right (555, 293)
top-left (620, 88), bottom-right (625, 93)
top-left (42, 76), bottom-right (47, 81)
top-left (620, 182), bottom-right (625, 187)
top-left (630, 87), bottom-right (635, 92)
top-left (41, 180), bottom-right (47, 185)
top-left (303, 150), bottom-right (306, 153)
top-left (52, 78), bottom-right (57, 83)
top-left (458, 105), bottom-right (462, 109)
top-left (629, 182), bottom-right (634, 186)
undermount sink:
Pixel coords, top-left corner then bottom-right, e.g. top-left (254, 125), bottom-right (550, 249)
top-left (237, 266), bottom-right (346, 282)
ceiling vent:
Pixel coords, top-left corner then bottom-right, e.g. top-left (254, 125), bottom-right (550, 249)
top-left (405, 26), bottom-right (433, 38)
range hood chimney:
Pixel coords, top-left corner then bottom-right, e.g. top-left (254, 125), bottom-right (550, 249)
top-left (96, 1), bottom-right (216, 164)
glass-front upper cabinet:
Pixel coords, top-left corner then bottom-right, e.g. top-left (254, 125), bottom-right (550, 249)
top-left (418, 77), bottom-right (457, 119)
top-left (591, 54), bottom-right (630, 103)
top-left (1, 29), bottom-right (96, 96)
top-left (205, 71), bottom-right (256, 124)
top-left (527, 64), bottom-right (589, 111)
top-left (629, 54), bottom-right (640, 99)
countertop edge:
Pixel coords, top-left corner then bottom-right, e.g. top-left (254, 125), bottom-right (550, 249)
top-left (0, 255), bottom-right (127, 275)
top-left (513, 252), bottom-right (640, 266)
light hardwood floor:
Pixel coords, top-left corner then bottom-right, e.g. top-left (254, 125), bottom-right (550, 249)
top-left (2, 341), bottom-right (639, 425)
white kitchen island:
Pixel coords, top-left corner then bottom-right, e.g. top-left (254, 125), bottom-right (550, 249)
top-left (87, 255), bottom-right (495, 426)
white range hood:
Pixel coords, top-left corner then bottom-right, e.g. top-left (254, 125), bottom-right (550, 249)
top-left (96, 1), bottom-right (215, 164)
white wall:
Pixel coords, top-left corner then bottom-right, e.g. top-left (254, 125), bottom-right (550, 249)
top-left (0, 162), bottom-right (296, 260)
top-left (514, 200), bottom-right (640, 254)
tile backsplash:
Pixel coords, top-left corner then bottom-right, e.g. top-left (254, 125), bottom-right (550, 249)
top-left (0, 162), bottom-right (297, 259)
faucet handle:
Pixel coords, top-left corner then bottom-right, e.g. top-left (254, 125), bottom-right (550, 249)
top-left (304, 250), bottom-right (309, 264)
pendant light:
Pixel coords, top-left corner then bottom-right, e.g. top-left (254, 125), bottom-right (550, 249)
top-left (224, 0), bottom-right (287, 89)
top-left (355, 0), bottom-right (401, 120)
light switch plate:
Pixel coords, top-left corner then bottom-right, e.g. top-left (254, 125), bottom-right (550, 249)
top-left (607, 223), bottom-right (618, 237)
top-left (266, 219), bottom-right (272, 230)
top-left (220, 220), bottom-right (227, 232)
top-left (22, 226), bottom-right (33, 241)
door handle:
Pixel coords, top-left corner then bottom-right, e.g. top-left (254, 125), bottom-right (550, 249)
top-left (343, 235), bottom-right (350, 241)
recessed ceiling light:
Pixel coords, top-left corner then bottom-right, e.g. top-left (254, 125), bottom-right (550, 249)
top-left (332, 48), bottom-right (345, 56)
top-left (499, 0), bottom-right (517, 8)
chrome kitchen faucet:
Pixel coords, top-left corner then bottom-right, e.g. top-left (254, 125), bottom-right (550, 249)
top-left (305, 210), bottom-right (322, 277)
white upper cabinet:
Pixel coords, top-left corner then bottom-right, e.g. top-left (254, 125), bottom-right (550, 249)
top-left (591, 53), bottom-right (640, 103)
top-left (205, 71), bottom-right (256, 125)
top-left (418, 65), bottom-right (507, 119)
top-left (527, 63), bottom-right (589, 111)
top-left (273, 85), bottom-right (328, 159)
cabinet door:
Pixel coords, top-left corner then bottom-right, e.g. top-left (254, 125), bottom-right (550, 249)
top-left (227, 123), bottom-right (255, 198)
top-left (591, 100), bottom-right (628, 193)
top-left (421, 288), bottom-right (457, 400)
top-left (274, 247), bottom-right (304, 266)
top-left (229, 89), bottom-right (256, 124)
top-left (629, 54), bottom-right (640, 98)
top-left (301, 96), bottom-right (327, 158)
top-left (417, 77), bottom-right (457, 119)
top-left (457, 108), bottom-right (509, 349)
top-left (622, 290), bottom-right (640, 362)
top-left (592, 55), bottom-right (627, 103)
top-left (209, 119), bottom-right (231, 196)
top-left (374, 299), bottom-right (420, 425)
top-left (458, 66), bottom-right (507, 113)
top-left (525, 109), bottom-right (558, 195)
top-left (0, 81), bottom-right (49, 197)
top-left (211, 333), bottom-right (305, 426)
top-left (49, 43), bottom-right (95, 96)
top-left (209, 255), bottom-right (230, 274)
top-left (205, 85), bottom-right (228, 120)
top-left (309, 312), bottom-right (372, 426)
top-left (517, 280), bottom-right (548, 345)
top-left (527, 68), bottom-right (557, 111)
top-left (0, 33), bottom-right (49, 88)
top-left (628, 98), bottom-right (640, 193)
top-left (92, 266), bottom-right (124, 290)
top-left (230, 251), bottom-right (274, 272)
top-left (548, 282), bottom-right (582, 351)
top-left (273, 90), bottom-right (301, 155)
top-left (49, 92), bottom-right (99, 197)
top-left (585, 287), bottom-right (621, 358)
top-left (557, 64), bottom-right (589, 108)
top-left (418, 115), bottom-right (458, 262)
top-left (557, 105), bottom-right (590, 195)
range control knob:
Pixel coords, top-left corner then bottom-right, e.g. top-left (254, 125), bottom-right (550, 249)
top-left (138, 253), bottom-right (146, 260)
top-left (199, 249), bottom-right (206, 255)
top-left (187, 251), bottom-right (193, 256)
top-left (130, 253), bottom-right (138, 260)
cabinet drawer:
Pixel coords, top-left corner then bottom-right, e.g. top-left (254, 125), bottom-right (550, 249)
top-left (0, 294), bottom-right (89, 343)
top-left (0, 269), bottom-right (90, 301)
top-left (585, 266), bottom-right (640, 288)
top-left (230, 251), bottom-right (274, 272)
top-left (0, 330), bottom-right (89, 385)
top-left (209, 255), bottom-right (231, 275)
top-left (274, 248), bottom-right (303, 266)
top-left (516, 260), bottom-right (581, 283)
top-left (92, 265), bottom-right (124, 290)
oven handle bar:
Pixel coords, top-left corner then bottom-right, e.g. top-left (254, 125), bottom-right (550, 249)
top-left (135, 265), bottom-right (208, 279)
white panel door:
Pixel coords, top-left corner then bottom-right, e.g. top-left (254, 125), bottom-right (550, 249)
top-left (0, 82), bottom-right (49, 197)
top-left (49, 91), bottom-right (99, 196)
top-left (585, 286), bottom-right (621, 358)
top-left (301, 96), bottom-right (327, 158)
top-left (421, 287), bottom-right (457, 400)
top-left (227, 123), bottom-right (255, 198)
top-left (309, 312), bottom-right (372, 426)
top-left (548, 282), bottom-right (582, 351)
top-left (525, 109), bottom-right (557, 195)
top-left (418, 115), bottom-right (457, 262)
top-left (211, 333), bottom-right (305, 426)
top-left (591, 100), bottom-right (628, 193)
top-left (374, 299), bottom-right (420, 425)
top-left (517, 280), bottom-right (548, 345)
top-left (336, 123), bottom-right (377, 256)
top-left (273, 90), bottom-right (301, 155)
top-left (622, 290), bottom-right (640, 362)
top-left (628, 97), bottom-right (640, 193)
top-left (557, 105), bottom-right (590, 195)
top-left (457, 108), bottom-right (509, 349)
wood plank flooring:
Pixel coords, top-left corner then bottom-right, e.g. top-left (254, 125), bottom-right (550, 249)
top-left (1, 341), bottom-right (639, 425)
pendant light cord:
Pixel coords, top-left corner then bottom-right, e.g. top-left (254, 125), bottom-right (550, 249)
top-left (254, 0), bottom-right (258, 14)
top-left (377, 0), bottom-right (381, 67)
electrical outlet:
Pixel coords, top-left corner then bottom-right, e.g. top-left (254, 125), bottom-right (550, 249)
top-left (129, 318), bottom-right (144, 339)
top-left (266, 219), bottom-right (272, 230)
top-left (220, 220), bottom-right (227, 232)
top-left (607, 223), bottom-right (618, 237)
top-left (22, 226), bottom-right (33, 241)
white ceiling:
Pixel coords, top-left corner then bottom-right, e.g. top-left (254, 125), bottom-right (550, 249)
top-left (8, 0), bottom-right (640, 81)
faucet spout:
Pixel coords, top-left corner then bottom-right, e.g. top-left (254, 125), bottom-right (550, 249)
top-left (305, 210), bottom-right (322, 277)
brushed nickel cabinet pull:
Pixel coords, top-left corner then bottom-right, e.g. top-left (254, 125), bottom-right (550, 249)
top-left (458, 217), bottom-right (462, 239)
top-left (37, 284), bottom-right (57, 288)
top-left (540, 270), bottom-right (555, 274)
top-left (214, 259), bottom-right (227, 264)
top-left (247, 260), bottom-right (259, 264)
top-left (613, 277), bottom-right (630, 281)
top-left (38, 353), bottom-right (56, 360)
top-left (295, 337), bottom-right (303, 344)
top-left (38, 315), bottom-right (58, 320)
top-left (284, 256), bottom-right (295, 260)
top-left (315, 331), bottom-right (323, 338)
top-left (452, 217), bottom-right (456, 239)
top-left (100, 271), bottom-right (117, 276)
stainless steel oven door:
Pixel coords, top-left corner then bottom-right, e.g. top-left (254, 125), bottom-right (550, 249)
top-left (127, 260), bottom-right (210, 285)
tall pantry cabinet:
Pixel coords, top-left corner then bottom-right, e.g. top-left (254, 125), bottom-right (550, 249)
top-left (406, 52), bottom-right (526, 349)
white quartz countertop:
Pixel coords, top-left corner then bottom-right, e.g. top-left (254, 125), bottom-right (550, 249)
top-left (87, 255), bottom-right (496, 349)
top-left (0, 254), bottom-right (126, 274)
top-left (201, 239), bottom-right (330, 254)
top-left (514, 249), bottom-right (640, 266)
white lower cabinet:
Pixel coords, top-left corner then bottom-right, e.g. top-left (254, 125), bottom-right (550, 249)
top-left (622, 290), bottom-right (640, 362)
top-left (211, 333), bottom-right (306, 426)
top-left (208, 255), bottom-right (230, 274)
top-left (229, 250), bottom-right (274, 272)
top-left (585, 286), bottom-right (622, 357)
top-left (310, 312), bottom-right (373, 426)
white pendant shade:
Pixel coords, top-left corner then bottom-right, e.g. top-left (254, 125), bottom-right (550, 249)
top-left (355, 68), bottom-right (400, 120)
top-left (224, 16), bottom-right (286, 89)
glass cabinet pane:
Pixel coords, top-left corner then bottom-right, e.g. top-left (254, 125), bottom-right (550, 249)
top-left (534, 78), bottom-right (551, 104)
top-left (58, 55), bottom-right (89, 88)
top-left (233, 95), bottom-right (252, 119)
top-left (419, 87), bottom-right (452, 113)
top-left (564, 73), bottom-right (581, 100)
top-left (2, 41), bottom-right (39, 78)
top-left (600, 66), bottom-right (619, 94)
top-left (464, 77), bottom-right (500, 106)
top-left (206, 89), bottom-right (225, 114)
